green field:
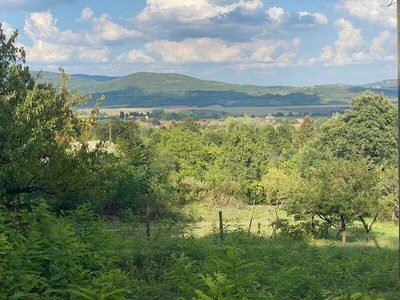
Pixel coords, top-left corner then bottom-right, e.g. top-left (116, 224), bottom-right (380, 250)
top-left (78, 104), bottom-right (350, 117)
top-left (163, 204), bottom-right (398, 248)
top-left (107, 203), bottom-right (400, 299)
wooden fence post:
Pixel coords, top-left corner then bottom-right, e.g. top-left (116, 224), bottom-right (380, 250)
top-left (219, 211), bottom-right (223, 241)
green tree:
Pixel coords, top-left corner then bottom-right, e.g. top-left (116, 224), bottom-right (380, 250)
top-left (276, 120), bottom-right (296, 150)
top-left (319, 92), bottom-right (397, 166)
top-left (0, 24), bottom-right (104, 210)
top-left (220, 117), bottom-right (279, 181)
top-left (147, 122), bottom-right (218, 205)
top-left (377, 166), bottom-right (398, 223)
top-left (151, 117), bottom-right (160, 126)
top-left (210, 117), bottom-right (282, 204)
top-left (288, 153), bottom-right (380, 243)
top-left (295, 115), bottom-right (316, 147)
top-left (263, 167), bottom-right (297, 208)
top-left (95, 118), bottom-right (144, 156)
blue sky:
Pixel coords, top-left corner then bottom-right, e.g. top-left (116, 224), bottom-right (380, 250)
top-left (0, 0), bottom-right (397, 86)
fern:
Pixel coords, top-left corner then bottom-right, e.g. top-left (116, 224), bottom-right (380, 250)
top-left (197, 246), bottom-right (258, 299)
top-left (164, 252), bottom-right (203, 299)
top-left (195, 273), bottom-right (232, 300)
top-left (70, 269), bottom-right (128, 299)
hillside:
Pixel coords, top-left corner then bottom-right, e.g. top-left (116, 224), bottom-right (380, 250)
top-left (32, 71), bottom-right (398, 107)
top-left (360, 79), bottom-right (397, 90)
top-left (71, 74), bottom-right (120, 82)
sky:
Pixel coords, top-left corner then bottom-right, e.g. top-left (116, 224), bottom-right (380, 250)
top-left (0, 0), bottom-right (397, 86)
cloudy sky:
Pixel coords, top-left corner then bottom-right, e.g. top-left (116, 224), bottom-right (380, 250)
top-left (0, 0), bottom-right (397, 86)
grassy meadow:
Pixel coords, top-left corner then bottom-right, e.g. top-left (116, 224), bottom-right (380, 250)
top-left (101, 203), bottom-right (400, 299)
top-left (166, 204), bottom-right (398, 248)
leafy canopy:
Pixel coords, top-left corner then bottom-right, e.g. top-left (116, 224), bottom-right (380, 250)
top-left (319, 92), bottom-right (397, 166)
top-left (0, 23), bottom-right (104, 210)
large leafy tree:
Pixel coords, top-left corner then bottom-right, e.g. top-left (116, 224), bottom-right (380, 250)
top-left (319, 92), bottom-right (397, 166)
top-left (219, 117), bottom-right (279, 179)
top-left (0, 24), bottom-right (104, 210)
top-left (148, 119), bottom-right (217, 204)
top-left (287, 152), bottom-right (381, 243)
top-left (216, 117), bottom-right (280, 204)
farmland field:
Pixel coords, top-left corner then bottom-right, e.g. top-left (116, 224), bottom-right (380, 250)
top-left (77, 104), bottom-right (350, 117)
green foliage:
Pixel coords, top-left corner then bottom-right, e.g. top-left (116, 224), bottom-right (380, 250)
top-left (0, 203), bottom-right (131, 299)
top-left (164, 253), bottom-right (203, 299)
top-left (2, 22), bottom-right (400, 300)
top-left (0, 25), bottom-right (105, 211)
top-left (276, 120), bottom-right (296, 149)
top-left (271, 219), bottom-right (329, 240)
top-left (319, 92), bottom-right (397, 166)
top-left (322, 290), bottom-right (386, 300)
top-left (70, 269), bottom-right (128, 300)
top-left (286, 154), bottom-right (381, 243)
top-left (0, 201), bottom-right (399, 299)
top-left (263, 167), bottom-right (297, 206)
top-left (196, 246), bottom-right (257, 300)
top-left (295, 115), bottom-right (316, 147)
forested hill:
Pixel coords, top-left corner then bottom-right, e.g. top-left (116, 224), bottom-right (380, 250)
top-left (32, 71), bottom-right (397, 107)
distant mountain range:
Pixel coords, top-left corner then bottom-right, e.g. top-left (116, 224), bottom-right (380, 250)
top-left (72, 74), bottom-right (120, 82)
top-left (31, 71), bottom-right (398, 108)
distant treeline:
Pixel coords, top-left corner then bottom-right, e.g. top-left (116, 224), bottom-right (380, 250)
top-left (88, 91), bottom-right (323, 108)
top-left (112, 109), bottom-right (340, 122)
top-left (88, 87), bottom-right (397, 108)
top-left (33, 71), bottom-right (397, 108)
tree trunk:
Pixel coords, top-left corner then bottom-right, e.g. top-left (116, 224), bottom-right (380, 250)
top-left (359, 214), bottom-right (378, 242)
top-left (341, 229), bottom-right (346, 244)
top-left (311, 215), bottom-right (316, 239)
top-left (146, 200), bottom-right (150, 238)
top-left (340, 215), bottom-right (346, 244)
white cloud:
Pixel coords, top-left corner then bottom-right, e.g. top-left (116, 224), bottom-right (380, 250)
top-left (24, 11), bottom-right (82, 44)
top-left (133, 0), bottom-right (265, 42)
top-left (136, 0), bottom-right (240, 22)
top-left (292, 37), bottom-right (301, 48)
top-left (314, 13), bottom-right (329, 25)
top-left (299, 19), bottom-right (363, 66)
top-left (333, 18), bottom-right (363, 52)
top-left (266, 7), bottom-right (328, 30)
top-left (115, 49), bottom-right (156, 63)
top-left (143, 37), bottom-right (299, 70)
top-left (25, 9), bottom-right (140, 46)
top-left (134, 2), bottom-right (326, 42)
top-left (298, 12), bottom-right (328, 25)
top-left (339, 0), bottom-right (396, 28)
top-left (25, 40), bottom-right (74, 63)
top-left (248, 40), bottom-right (286, 63)
top-left (78, 46), bottom-right (110, 63)
top-left (266, 7), bottom-right (286, 23)
top-left (369, 30), bottom-right (395, 60)
top-left (235, 38), bottom-right (300, 70)
top-left (299, 19), bottom-right (395, 67)
top-left (77, 7), bottom-right (94, 22)
top-left (144, 38), bottom-right (243, 63)
top-left (23, 12), bottom-right (81, 63)
top-left (22, 9), bottom-right (142, 64)
top-left (79, 8), bottom-right (142, 44)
